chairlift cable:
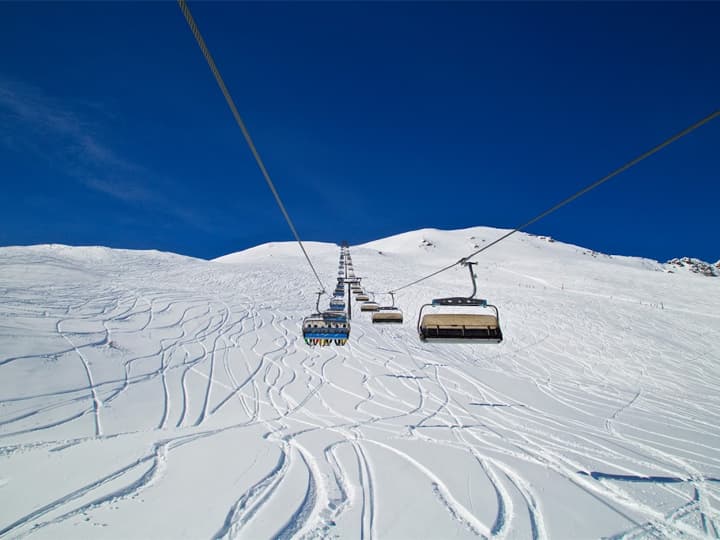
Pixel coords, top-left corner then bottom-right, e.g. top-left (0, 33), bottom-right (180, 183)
top-left (389, 109), bottom-right (720, 294)
top-left (177, 0), bottom-right (327, 292)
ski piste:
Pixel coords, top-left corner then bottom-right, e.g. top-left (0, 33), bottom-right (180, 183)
top-left (1, 226), bottom-right (719, 538)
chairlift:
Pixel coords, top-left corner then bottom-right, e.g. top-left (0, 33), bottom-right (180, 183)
top-left (360, 301), bottom-right (379, 312)
top-left (372, 292), bottom-right (404, 324)
top-left (359, 291), bottom-right (379, 312)
top-left (417, 262), bottom-right (503, 343)
top-left (302, 292), bottom-right (350, 346)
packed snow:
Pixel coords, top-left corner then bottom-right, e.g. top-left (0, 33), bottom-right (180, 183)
top-left (1, 226), bottom-right (719, 539)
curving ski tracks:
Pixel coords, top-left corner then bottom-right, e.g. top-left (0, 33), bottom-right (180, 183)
top-left (1, 244), bottom-right (719, 538)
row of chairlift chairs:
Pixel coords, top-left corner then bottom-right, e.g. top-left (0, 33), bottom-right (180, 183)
top-left (302, 248), bottom-right (502, 347)
top-left (343, 254), bottom-right (403, 324)
top-left (301, 247), bottom-right (352, 346)
top-left (345, 250), bottom-right (404, 324)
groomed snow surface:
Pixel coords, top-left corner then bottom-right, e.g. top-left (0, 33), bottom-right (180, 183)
top-left (1, 226), bottom-right (719, 539)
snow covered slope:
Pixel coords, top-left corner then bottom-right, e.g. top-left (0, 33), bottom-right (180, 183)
top-left (1, 228), bottom-right (719, 539)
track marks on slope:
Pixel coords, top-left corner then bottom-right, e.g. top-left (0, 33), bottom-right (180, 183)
top-left (3, 248), bottom-right (720, 539)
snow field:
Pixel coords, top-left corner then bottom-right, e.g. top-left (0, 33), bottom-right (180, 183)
top-left (1, 228), bottom-right (719, 538)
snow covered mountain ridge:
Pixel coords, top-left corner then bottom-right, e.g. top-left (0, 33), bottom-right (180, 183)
top-left (1, 225), bottom-right (719, 539)
top-left (217, 226), bottom-right (718, 279)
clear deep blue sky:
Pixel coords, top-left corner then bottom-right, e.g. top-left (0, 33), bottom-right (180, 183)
top-left (1, 2), bottom-right (718, 262)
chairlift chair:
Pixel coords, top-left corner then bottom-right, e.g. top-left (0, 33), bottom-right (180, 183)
top-left (323, 310), bottom-right (347, 322)
top-left (417, 262), bottom-right (503, 343)
top-left (372, 293), bottom-right (404, 323)
top-left (359, 291), bottom-right (379, 312)
top-left (361, 302), bottom-right (379, 312)
top-left (373, 308), bottom-right (403, 323)
top-left (302, 293), bottom-right (350, 346)
top-left (302, 315), bottom-right (349, 346)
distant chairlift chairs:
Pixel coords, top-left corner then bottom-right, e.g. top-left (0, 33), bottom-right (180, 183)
top-left (372, 292), bottom-right (404, 323)
top-left (417, 261), bottom-right (503, 343)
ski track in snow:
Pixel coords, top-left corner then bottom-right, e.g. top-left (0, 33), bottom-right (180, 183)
top-left (0, 232), bottom-right (719, 539)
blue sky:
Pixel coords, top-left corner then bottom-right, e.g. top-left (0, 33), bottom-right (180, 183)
top-left (1, 2), bottom-right (718, 262)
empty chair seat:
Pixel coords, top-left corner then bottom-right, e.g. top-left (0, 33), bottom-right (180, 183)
top-left (372, 310), bottom-right (403, 323)
top-left (419, 313), bottom-right (502, 342)
top-left (415, 261), bottom-right (503, 344)
top-left (360, 302), bottom-right (379, 312)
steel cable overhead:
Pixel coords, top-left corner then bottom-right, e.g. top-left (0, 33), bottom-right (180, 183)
top-left (389, 109), bottom-right (720, 294)
top-left (177, 0), bottom-right (327, 292)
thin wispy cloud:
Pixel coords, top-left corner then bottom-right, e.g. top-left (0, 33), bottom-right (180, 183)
top-left (0, 78), bottom-right (220, 232)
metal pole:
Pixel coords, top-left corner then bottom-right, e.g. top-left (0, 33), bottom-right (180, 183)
top-left (466, 262), bottom-right (478, 299)
top-left (346, 252), bottom-right (352, 320)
